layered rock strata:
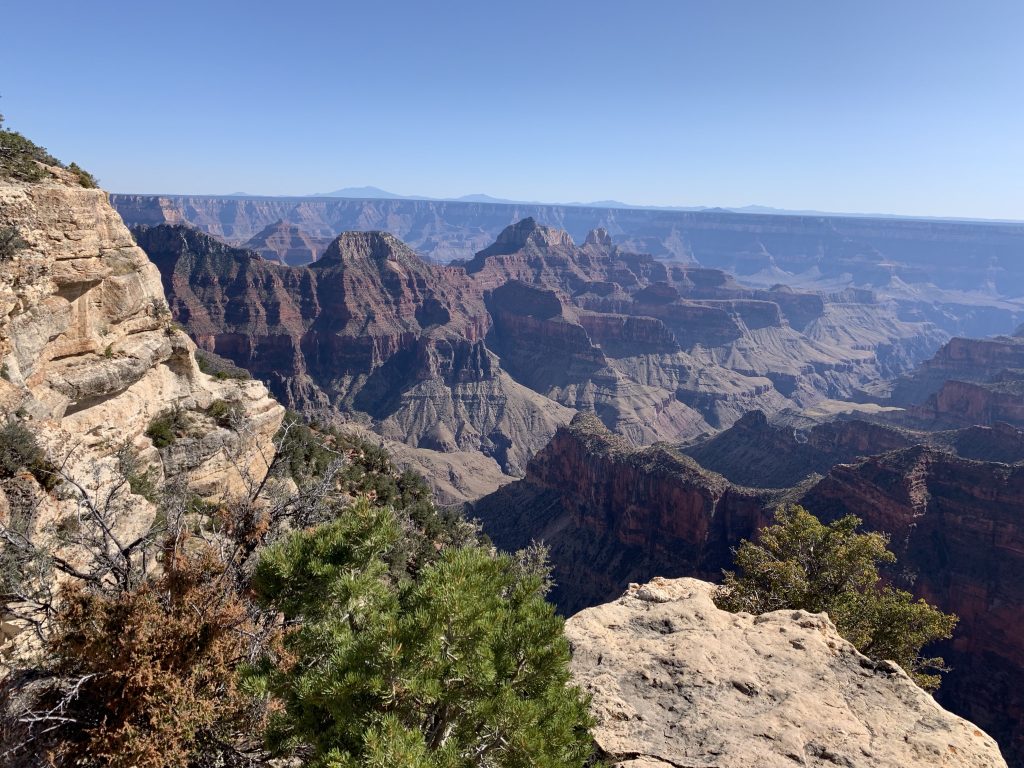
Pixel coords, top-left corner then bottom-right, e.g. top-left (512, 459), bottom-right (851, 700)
top-left (473, 413), bottom-right (774, 613)
top-left (801, 449), bottom-right (1024, 765)
top-left (132, 219), bottom-right (945, 501)
top-left (0, 175), bottom-right (283, 501)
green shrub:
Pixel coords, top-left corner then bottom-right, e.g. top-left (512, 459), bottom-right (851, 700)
top-left (66, 162), bottom-right (98, 189)
top-left (0, 129), bottom-right (55, 182)
top-left (117, 444), bottom-right (160, 503)
top-left (145, 411), bottom-right (187, 448)
top-left (206, 399), bottom-right (241, 429)
top-left (0, 119), bottom-right (98, 188)
top-left (0, 226), bottom-right (28, 260)
top-left (195, 349), bottom-right (251, 381)
top-left (0, 420), bottom-right (58, 490)
top-left (244, 499), bottom-right (595, 768)
top-left (716, 504), bottom-right (958, 691)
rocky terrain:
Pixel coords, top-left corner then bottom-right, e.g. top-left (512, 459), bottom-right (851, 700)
top-left (132, 223), bottom-right (571, 499)
top-left (473, 413), bottom-right (777, 613)
top-left (682, 409), bottom-right (1024, 487)
top-left (0, 172), bottom-right (283, 503)
top-left (243, 219), bottom-right (333, 265)
top-left (0, 165), bottom-right (285, 674)
top-left (568, 577), bottom-right (1006, 768)
top-left (802, 448), bottom-right (1024, 764)
top-left (3, 164), bottom-right (1016, 765)
top-left (112, 194), bottom-right (1024, 337)
top-left (476, 401), bottom-right (1024, 763)
top-left (131, 218), bottom-right (947, 499)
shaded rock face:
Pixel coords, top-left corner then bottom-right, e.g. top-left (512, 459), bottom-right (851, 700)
top-left (682, 410), bottom-right (918, 487)
top-left (682, 409), bottom-right (1024, 488)
top-left (0, 178), bottom-right (283, 502)
top-left (890, 335), bottom-right (1024, 406)
top-left (567, 577), bottom-right (1007, 768)
top-left (472, 414), bottom-right (773, 613)
top-left (800, 448), bottom-right (1024, 766)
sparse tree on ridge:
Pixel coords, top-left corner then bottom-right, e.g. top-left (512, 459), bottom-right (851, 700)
top-left (716, 504), bottom-right (958, 691)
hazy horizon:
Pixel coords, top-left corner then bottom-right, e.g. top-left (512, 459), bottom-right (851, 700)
top-left (3, 0), bottom-right (1023, 220)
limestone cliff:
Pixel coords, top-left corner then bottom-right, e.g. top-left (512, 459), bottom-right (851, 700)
top-left (567, 577), bottom-right (1006, 768)
top-left (0, 171), bottom-right (283, 518)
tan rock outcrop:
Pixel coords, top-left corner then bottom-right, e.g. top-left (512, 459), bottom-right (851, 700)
top-left (567, 577), bottom-right (1006, 768)
top-left (0, 173), bottom-right (283, 502)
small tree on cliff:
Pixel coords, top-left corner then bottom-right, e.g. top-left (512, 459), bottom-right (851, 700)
top-left (243, 497), bottom-right (595, 768)
top-left (716, 504), bottom-right (958, 691)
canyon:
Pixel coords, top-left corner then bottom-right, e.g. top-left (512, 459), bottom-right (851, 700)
top-left (131, 217), bottom-right (948, 500)
top-left (120, 204), bottom-right (1024, 762)
top-left (0, 164), bottom-right (1017, 763)
top-left (473, 343), bottom-right (1024, 763)
top-left (113, 193), bottom-right (1024, 339)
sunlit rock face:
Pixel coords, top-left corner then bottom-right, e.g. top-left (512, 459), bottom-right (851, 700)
top-left (0, 174), bottom-right (283, 502)
top-left (567, 577), bottom-right (1007, 768)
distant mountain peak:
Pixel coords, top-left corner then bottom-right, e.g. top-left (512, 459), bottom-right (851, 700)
top-left (313, 186), bottom-right (406, 199)
top-left (479, 218), bottom-right (575, 255)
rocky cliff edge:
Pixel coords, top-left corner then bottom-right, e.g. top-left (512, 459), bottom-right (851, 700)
top-left (567, 577), bottom-right (1006, 768)
top-left (0, 171), bottom-right (283, 505)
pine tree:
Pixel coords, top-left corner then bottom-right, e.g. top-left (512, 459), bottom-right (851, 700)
top-left (716, 504), bottom-right (958, 691)
top-left (244, 498), bottom-right (595, 767)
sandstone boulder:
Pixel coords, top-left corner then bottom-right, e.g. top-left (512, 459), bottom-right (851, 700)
top-left (566, 577), bottom-right (1006, 768)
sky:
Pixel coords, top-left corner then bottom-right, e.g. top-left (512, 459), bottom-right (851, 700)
top-left (2, 0), bottom-right (1023, 219)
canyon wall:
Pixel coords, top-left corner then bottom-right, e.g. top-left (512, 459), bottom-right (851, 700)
top-left (132, 219), bottom-right (946, 500)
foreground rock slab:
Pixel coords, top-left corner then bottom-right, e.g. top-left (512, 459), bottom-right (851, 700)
top-left (566, 577), bottom-right (1006, 768)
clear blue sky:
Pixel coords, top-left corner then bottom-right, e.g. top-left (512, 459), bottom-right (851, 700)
top-left (3, 0), bottom-right (1022, 218)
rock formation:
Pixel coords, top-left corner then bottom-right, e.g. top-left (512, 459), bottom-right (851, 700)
top-left (476, 405), bottom-right (1024, 763)
top-left (473, 413), bottom-right (775, 613)
top-left (131, 219), bottom-right (947, 500)
top-left (567, 577), bottom-right (1006, 768)
top-left (133, 223), bottom-right (570, 494)
top-left (243, 219), bottom-right (332, 265)
top-left (0, 173), bottom-right (283, 502)
top-left (801, 448), bottom-right (1024, 765)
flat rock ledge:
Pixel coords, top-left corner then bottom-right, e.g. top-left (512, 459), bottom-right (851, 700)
top-left (566, 577), bottom-right (1006, 768)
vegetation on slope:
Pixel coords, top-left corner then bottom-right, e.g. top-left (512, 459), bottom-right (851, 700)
top-left (0, 112), bottom-right (97, 187)
top-left (0, 413), bottom-right (594, 767)
top-left (716, 504), bottom-right (958, 691)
